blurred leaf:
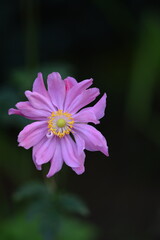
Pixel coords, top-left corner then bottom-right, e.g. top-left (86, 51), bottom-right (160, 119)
top-left (14, 182), bottom-right (47, 201)
top-left (126, 13), bottom-right (160, 146)
top-left (57, 193), bottom-right (89, 216)
top-left (12, 182), bottom-right (93, 240)
top-left (0, 212), bottom-right (97, 240)
top-left (147, 115), bottom-right (160, 147)
top-left (0, 130), bottom-right (33, 183)
top-left (126, 13), bottom-right (160, 126)
top-left (11, 69), bottom-right (37, 92)
top-left (39, 208), bottom-right (60, 240)
top-left (58, 216), bottom-right (97, 240)
top-left (0, 86), bottom-right (29, 127)
top-left (10, 62), bottom-right (75, 92)
top-left (0, 213), bottom-right (42, 240)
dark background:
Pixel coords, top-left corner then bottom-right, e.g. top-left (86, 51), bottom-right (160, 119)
top-left (0, 0), bottom-right (160, 240)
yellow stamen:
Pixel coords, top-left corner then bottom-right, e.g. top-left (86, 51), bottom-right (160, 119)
top-left (47, 110), bottom-right (74, 138)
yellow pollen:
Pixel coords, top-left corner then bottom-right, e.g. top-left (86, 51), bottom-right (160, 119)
top-left (47, 110), bottom-right (74, 138)
top-left (56, 118), bottom-right (66, 128)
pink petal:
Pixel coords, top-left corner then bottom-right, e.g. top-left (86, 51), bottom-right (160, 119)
top-left (47, 72), bottom-right (65, 109)
top-left (35, 136), bottom-right (56, 165)
top-left (16, 101), bottom-right (50, 120)
top-left (8, 108), bottom-right (24, 117)
top-left (32, 72), bottom-right (49, 98)
top-left (47, 138), bottom-right (63, 177)
top-left (25, 91), bottom-right (55, 112)
top-left (64, 76), bottom-right (77, 91)
top-left (64, 78), bottom-right (93, 112)
top-left (72, 165), bottom-right (85, 175)
top-left (60, 135), bottom-right (80, 168)
top-left (74, 124), bottom-right (109, 157)
top-left (71, 134), bottom-right (85, 175)
top-left (73, 108), bottom-right (99, 124)
top-left (67, 88), bottom-right (100, 114)
top-left (18, 121), bottom-right (47, 149)
top-left (89, 93), bottom-right (107, 120)
top-left (73, 133), bottom-right (85, 157)
top-left (73, 93), bottom-right (106, 124)
top-left (32, 143), bottom-right (42, 170)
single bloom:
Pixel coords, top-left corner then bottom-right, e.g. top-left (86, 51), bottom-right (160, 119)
top-left (8, 72), bottom-right (109, 177)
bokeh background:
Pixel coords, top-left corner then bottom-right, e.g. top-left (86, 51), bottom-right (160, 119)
top-left (1, 0), bottom-right (160, 240)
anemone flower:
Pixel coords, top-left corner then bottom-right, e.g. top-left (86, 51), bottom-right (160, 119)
top-left (8, 72), bottom-right (109, 177)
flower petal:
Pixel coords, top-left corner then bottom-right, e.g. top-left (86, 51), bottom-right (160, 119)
top-left (60, 135), bottom-right (80, 168)
top-left (67, 88), bottom-right (100, 114)
top-left (47, 138), bottom-right (63, 177)
top-left (8, 108), bottom-right (24, 117)
top-left (73, 133), bottom-right (85, 157)
top-left (47, 72), bottom-right (65, 109)
top-left (73, 108), bottom-right (99, 124)
top-left (74, 124), bottom-right (109, 156)
top-left (32, 72), bottom-right (49, 98)
top-left (15, 101), bottom-right (50, 120)
top-left (18, 121), bottom-right (47, 149)
top-left (72, 164), bottom-right (85, 175)
top-left (32, 143), bottom-right (43, 170)
top-left (64, 79), bottom-right (93, 112)
top-left (71, 134), bottom-right (85, 175)
top-left (64, 76), bottom-right (77, 91)
top-left (25, 90), bottom-right (55, 112)
top-left (73, 93), bottom-right (106, 124)
top-left (35, 136), bottom-right (56, 165)
top-left (89, 93), bottom-right (107, 120)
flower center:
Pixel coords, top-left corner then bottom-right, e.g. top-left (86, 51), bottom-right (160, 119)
top-left (47, 110), bottom-right (74, 138)
top-left (56, 118), bottom-right (66, 128)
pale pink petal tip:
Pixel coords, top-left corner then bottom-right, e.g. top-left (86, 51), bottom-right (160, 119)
top-left (46, 141), bottom-right (63, 178)
top-left (92, 93), bottom-right (107, 120)
top-left (64, 76), bottom-right (77, 91)
top-left (47, 72), bottom-right (65, 109)
top-left (35, 164), bottom-right (42, 171)
top-left (32, 72), bottom-right (48, 98)
top-left (72, 165), bottom-right (85, 175)
top-left (8, 108), bottom-right (23, 116)
top-left (103, 146), bottom-right (109, 157)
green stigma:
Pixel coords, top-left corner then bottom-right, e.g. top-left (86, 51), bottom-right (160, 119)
top-left (56, 118), bottom-right (66, 128)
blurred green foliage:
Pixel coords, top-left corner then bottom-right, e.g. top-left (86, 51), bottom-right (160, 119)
top-left (1, 0), bottom-right (160, 240)
top-left (126, 13), bottom-right (160, 146)
top-left (1, 182), bottom-right (96, 240)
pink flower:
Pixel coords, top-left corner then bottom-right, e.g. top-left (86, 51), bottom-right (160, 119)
top-left (8, 72), bottom-right (109, 177)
